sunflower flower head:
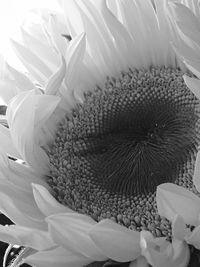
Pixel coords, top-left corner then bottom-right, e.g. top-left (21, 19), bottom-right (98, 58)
top-left (0, 1), bottom-right (200, 267)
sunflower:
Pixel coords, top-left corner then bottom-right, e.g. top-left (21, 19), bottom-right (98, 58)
top-left (0, 0), bottom-right (200, 266)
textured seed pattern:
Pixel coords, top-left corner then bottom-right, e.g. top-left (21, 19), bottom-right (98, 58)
top-left (46, 67), bottom-right (200, 238)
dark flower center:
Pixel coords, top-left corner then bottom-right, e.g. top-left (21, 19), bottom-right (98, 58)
top-left (46, 66), bottom-right (200, 238)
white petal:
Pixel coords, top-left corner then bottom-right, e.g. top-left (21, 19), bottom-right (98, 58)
top-left (184, 59), bottom-right (200, 79)
top-left (34, 94), bottom-right (60, 126)
top-left (89, 219), bottom-right (141, 262)
top-left (46, 213), bottom-right (106, 261)
top-left (186, 225), bottom-right (200, 249)
top-left (65, 32), bottom-right (86, 93)
top-left (21, 27), bottom-right (59, 69)
top-left (0, 80), bottom-right (18, 104)
top-left (172, 215), bottom-right (189, 241)
top-left (7, 90), bottom-right (50, 174)
top-left (100, 0), bottom-right (133, 70)
top-left (156, 183), bottom-right (200, 225)
top-left (45, 56), bottom-right (66, 95)
top-left (25, 246), bottom-right (92, 267)
top-left (11, 40), bottom-right (52, 85)
top-left (73, 0), bottom-right (118, 76)
top-left (192, 149), bottom-right (200, 192)
top-left (169, 2), bottom-right (200, 46)
top-left (0, 124), bottom-right (21, 158)
top-left (0, 190), bottom-right (46, 230)
top-left (0, 225), bottom-right (55, 250)
top-left (183, 75), bottom-right (200, 100)
top-left (129, 256), bottom-right (149, 267)
top-left (0, 154), bottom-right (34, 193)
top-left (48, 15), bottom-right (68, 57)
top-left (142, 236), bottom-right (190, 267)
top-left (7, 159), bottom-right (47, 191)
top-left (32, 184), bottom-right (73, 216)
top-left (7, 63), bottom-right (35, 91)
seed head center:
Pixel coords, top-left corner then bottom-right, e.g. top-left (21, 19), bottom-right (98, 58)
top-left (47, 66), bottom-right (200, 237)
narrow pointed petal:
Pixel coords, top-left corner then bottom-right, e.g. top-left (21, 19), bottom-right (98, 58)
top-left (183, 75), bottom-right (200, 100)
top-left (45, 56), bottom-right (66, 95)
top-left (11, 40), bottom-right (52, 84)
top-left (100, 0), bottom-right (133, 69)
top-left (7, 63), bottom-right (35, 92)
top-left (35, 94), bottom-right (60, 126)
top-left (32, 184), bottom-right (73, 216)
top-left (25, 247), bottom-right (92, 267)
top-left (7, 90), bottom-right (50, 174)
top-left (0, 225), bottom-right (55, 250)
top-left (21, 27), bottom-right (59, 68)
top-left (48, 15), bottom-right (68, 56)
top-left (156, 183), bottom-right (200, 225)
top-left (89, 219), bottom-right (141, 262)
top-left (46, 213), bottom-right (106, 261)
top-left (73, 0), bottom-right (117, 76)
top-left (192, 150), bottom-right (200, 192)
top-left (65, 32), bottom-right (86, 92)
top-left (169, 2), bottom-right (200, 46)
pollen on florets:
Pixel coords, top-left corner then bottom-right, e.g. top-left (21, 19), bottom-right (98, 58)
top-left (46, 66), bottom-right (200, 238)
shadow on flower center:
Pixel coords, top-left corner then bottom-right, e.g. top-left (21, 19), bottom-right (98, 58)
top-left (46, 66), bottom-right (200, 239)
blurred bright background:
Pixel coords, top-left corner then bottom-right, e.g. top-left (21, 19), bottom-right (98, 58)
top-left (0, 0), bottom-right (60, 104)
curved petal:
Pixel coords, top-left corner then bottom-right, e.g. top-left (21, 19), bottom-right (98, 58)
top-left (0, 125), bottom-right (21, 158)
top-left (0, 80), bottom-right (18, 104)
top-left (7, 63), bottom-right (35, 92)
top-left (0, 225), bottom-right (55, 251)
top-left (141, 231), bottom-right (190, 267)
top-left (89, 219), bottom-right (141, 262)
top-left (48, 15), bottom-right (68, 57)
top-left (192, 149), bottom-right (200, 192)
top-left (0, 190), bottom-right (46, 230)
top-left (64, 32), bottom-right (86, 93)
top-left (45, 56), bottom-right (66, 96)
top-left (186, 225), bottom-right (200, 249)
top-left (11, 39), bottom-right (52, 85)
top-left (25, 246), bottom-right (92, 267)
top-left (7, 159), bottom-right (47, 191)
top-left (21, 27), bottom-right (59, 69)
top-left (7, 90), bottom-right (50, 174)
top-left (172, 215), bottom-right (189, 241)
top-left (169, 2), bottom-right (200, 46)
top-left (156, 183), bottom-right (200, 226)
top-left (100, 0), bottom-right (133, 70)
top-left (129, 256), bottom-right (149, 267)
top-left (46, 213), bottom-right (106, 261)
top-left (32, 183), bottom-right (73, 217)
top-left (183, 75), bottom-right (200, 100)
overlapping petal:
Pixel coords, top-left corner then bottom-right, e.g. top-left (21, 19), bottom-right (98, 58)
top-left (89, 219), bottom-right (140, 262)
top-left (0, 225), bottom-right (55, 251)
top-left (156, 183), bottom-right (200, 225)
top-left (0, 1), bottom-right (198, 267)
top-left (25, 246), bottom-right (92, 267)
top-left (32, 184), bottom-right (73, 216)
top-left (140, 231), bottom-right (190, 267)
top-left (46, 213), bottom-right (107, 261)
